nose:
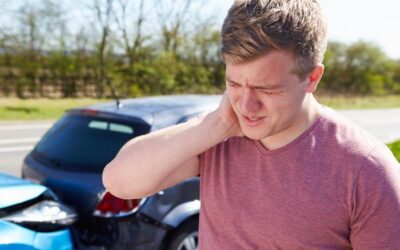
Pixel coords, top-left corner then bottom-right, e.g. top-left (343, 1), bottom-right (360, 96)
top-left (240, 88), bottom-right (261, 114)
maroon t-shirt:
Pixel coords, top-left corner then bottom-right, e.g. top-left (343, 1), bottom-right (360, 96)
top-left (199, 108), bottom-right (400, 249)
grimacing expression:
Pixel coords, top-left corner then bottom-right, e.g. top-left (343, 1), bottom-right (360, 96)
top-left (225, 50), bottom-right (313, 144)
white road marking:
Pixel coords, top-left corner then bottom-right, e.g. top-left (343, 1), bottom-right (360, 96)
top-left (0, 137), bottom-right (40, 144)
top-left (0, 124), bottom-right (52, 131)
top-left (0, 145), bottom-right (34, 153)
top-left (0, 123), bottom-right (50, 153)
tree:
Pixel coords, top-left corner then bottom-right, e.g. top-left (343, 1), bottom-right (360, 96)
top-left (112, 0), bottom-right (150, 96)
top-left (321, 41), bottom-right (396, 95)
top-left (344, 41), bottom-right (390, 95)
top-left (13, 0), bottom-right (68, 97)
top-left (90, 0), bottom-right (114, 97)
top-left (320, 41), bottom-right (348, 93)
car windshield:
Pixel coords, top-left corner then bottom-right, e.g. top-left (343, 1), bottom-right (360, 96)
top-left (33, 113), bottom-right (151, 172)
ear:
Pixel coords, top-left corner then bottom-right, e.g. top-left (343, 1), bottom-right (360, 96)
top-left (306, 64), bottom-right (324, 93)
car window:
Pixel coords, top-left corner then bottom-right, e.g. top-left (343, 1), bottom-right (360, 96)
top-left (88, 121), bottom-right (134, 134)
top-left (33, 113), bottom-right (151, 173)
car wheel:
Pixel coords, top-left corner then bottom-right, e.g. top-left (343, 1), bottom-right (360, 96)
top-left (167, 218), bottom-right (199, 250)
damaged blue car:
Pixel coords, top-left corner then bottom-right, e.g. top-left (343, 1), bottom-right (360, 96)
top-left (0, 173), bottom-right (77, 250)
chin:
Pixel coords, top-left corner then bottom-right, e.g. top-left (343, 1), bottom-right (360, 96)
top-left (242, 129), bottom-right (269, 141)
top-left (244, 135), bottom-right (263, 140)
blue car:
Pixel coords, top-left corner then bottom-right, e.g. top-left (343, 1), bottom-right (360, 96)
top-left (0, 173), bottom-right (78, 250)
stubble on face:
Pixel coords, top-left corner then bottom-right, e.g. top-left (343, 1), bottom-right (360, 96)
top-left (224, 50), bottom-right (313, 148)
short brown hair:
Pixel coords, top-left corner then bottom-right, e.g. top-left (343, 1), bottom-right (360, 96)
top-left (221, 0), bottom-right (327, 79)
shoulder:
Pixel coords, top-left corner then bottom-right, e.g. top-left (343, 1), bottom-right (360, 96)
top-left (350, 142), bottom-right (400, 247)
top-left (318, 106), bottom-right (400, 185)
top-left (358, 143), bottom-right (400, 183)
top-left (321, 106), bottom-right (400, 183)
top-left (317, 107), bottom-right (382, 158)
top-left (311, 107), bottom-right (400, 182)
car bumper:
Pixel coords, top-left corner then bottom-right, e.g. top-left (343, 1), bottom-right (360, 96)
top-left (0, 220), bottom-right (74, 250)
top-left (73, 213), bottom-right (170, 250)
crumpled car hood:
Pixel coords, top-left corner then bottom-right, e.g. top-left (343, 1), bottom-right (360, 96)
top-left (0, 173), bottom-right (46, 209)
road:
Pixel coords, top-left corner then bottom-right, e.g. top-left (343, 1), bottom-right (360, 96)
top-left (0, 121), bottom-right (53, 177)
top-left (0, 108), bottom-right (400, 177)
top-left (339, 108), bottom-right (400, 143)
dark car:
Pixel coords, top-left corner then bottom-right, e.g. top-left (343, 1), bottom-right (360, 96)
top-left (22, 95), bottom-right (221, 250)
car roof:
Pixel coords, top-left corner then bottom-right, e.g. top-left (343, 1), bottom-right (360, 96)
top-left (73, 95), bottom-right (222, 129)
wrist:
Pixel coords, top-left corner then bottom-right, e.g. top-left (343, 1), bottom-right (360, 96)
top-left (201, 110), bottom-right (237, 143)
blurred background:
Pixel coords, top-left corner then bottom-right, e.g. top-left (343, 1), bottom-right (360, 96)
top-left (0, 0), bottom-right (399, 99)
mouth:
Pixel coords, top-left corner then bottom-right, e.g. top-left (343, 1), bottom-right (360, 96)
top-left (241, 114), bottom-right (265, 126)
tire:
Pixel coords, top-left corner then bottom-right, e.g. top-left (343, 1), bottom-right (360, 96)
top-left (166, 218), bottom-right (199, 250)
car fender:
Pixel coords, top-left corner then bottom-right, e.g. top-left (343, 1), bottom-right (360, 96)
top-left (161, 199), bottom-right (200, 228)
top-left (139, 177), bottom-right (199, 222)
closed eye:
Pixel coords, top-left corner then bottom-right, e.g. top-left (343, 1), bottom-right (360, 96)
top-left (254, 88), bottom-right (273, 95)
top-left (262, 90), bottom-right (275, 95)
top-left (227, 81), bottom-right (241, 88)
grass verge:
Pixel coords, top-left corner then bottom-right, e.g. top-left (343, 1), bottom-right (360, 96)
top-left (0, 95), bottom-right (400, 120)
top-left (315, 94), bottom-right (400, 110)
top-left (0, 98), bottom-right (109, 120)
top-left (388, 140), bottom-right (400, 162)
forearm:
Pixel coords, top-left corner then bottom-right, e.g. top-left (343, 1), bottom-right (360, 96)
top-left (102, 110), bottom-right (232, 198)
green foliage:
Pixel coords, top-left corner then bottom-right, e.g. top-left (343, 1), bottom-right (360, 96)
top-left (321, 41), bottom-right (400, 95)
top-left (0, 0), bottom-right (400, 98)
top-left (2, 37), bottom-right (400, 98)
top-left (387, 140), bottom-right (400, 162)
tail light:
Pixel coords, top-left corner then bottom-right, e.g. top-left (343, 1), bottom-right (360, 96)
top-left (81, 109), bottom-right (99, 116)
top-left (94, 192), bottom-right (141, 217)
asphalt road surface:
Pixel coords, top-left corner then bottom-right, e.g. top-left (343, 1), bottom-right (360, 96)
top-left (1, 108), bottom-right (400, 177)
top-left (340, 108), bottom-right (400, 144)
top-left (0, 121), bottom-right (53, 177)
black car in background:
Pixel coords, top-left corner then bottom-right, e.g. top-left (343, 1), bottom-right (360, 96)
top-left (22, 95), bottom-right (221, 250)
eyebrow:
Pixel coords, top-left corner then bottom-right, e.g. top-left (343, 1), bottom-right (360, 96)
top-left (225, 77), bottom-right (283, 91)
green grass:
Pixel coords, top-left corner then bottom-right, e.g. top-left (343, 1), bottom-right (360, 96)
top-left (0, 95), bottom-right (400, 121)
top-left (0, 98), bottom-right (109, 120)
top-left (388, 140), bottom-right (400, 162)
top-left (315, 94), bottom-right (400, 110)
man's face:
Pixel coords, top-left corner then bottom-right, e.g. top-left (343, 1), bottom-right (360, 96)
top-left (225, 50), bottom-right (311, 145)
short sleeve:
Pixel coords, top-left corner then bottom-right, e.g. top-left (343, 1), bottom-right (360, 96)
top-left (198, 143), bottom-right (217, 177)
top-left (350, 144), bottom-right (400, 250)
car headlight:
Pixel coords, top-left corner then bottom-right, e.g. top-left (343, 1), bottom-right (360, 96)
top-left (2, 200), bottom-right (78, 232)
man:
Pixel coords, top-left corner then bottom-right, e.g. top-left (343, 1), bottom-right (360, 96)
top-left (103, 0), bottom-right (400, 249)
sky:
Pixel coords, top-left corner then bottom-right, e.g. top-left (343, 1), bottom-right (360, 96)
top-left (216, 0), bottom-right (400, 59)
